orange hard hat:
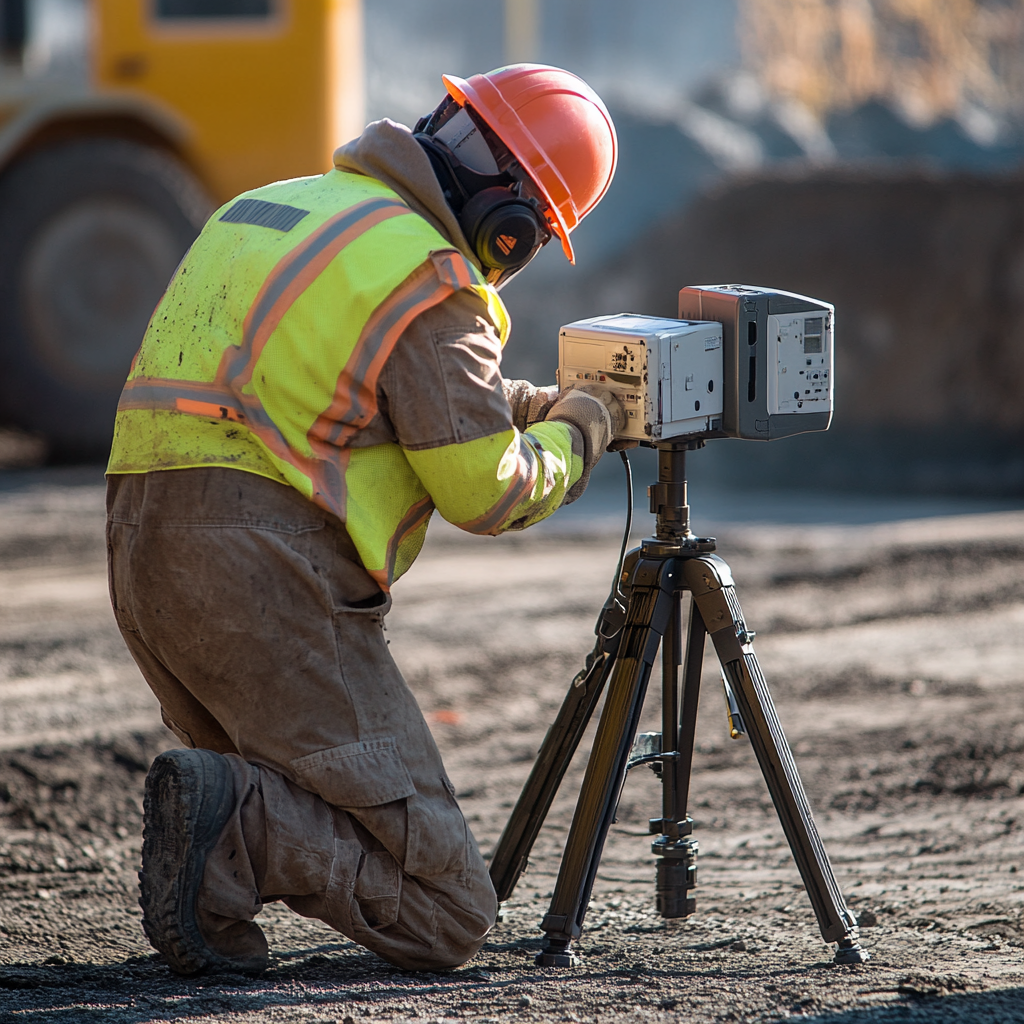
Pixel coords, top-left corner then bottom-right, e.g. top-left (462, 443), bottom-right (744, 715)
top-left (441, 64), bottom-right (617, 265)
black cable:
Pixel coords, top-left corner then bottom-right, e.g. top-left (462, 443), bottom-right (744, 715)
top-left (611, 449), bottom-right (633, 603)
top-left (594, 449), bottom-right (634, 646)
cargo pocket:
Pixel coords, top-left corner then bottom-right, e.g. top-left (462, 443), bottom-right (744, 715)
top-left (290, 738), bottom-right (415, 809)
top-left (403, 781), bottom-right (474, 885)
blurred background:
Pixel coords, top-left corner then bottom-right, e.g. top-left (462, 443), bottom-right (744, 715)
top-left (2, 0), bottom-right (1024, 502)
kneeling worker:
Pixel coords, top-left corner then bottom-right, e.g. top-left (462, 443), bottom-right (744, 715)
top-left (106, 64), bottom-right (621, 974)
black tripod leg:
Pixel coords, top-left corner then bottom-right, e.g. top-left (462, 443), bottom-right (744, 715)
top-left (683, 555), bottom-right (867, 963)
top-left (489, 648), bottom-right (615, 903)
top-left (652, 598), bottom-right (705, 918)
top-left (537, 557), bottom-right (679, 966)
top-left (658, 597), bottom-right (706, 832)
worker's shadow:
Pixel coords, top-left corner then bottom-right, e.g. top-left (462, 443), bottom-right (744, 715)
top-left (0, 945), bottom-right (493, 1021)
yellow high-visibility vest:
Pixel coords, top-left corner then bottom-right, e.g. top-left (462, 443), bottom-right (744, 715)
top-left (108, 170), bottom-right (581, 586)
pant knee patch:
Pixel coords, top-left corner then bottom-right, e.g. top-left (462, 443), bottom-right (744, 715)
top-left (291, 739), bottom-right (474, 888)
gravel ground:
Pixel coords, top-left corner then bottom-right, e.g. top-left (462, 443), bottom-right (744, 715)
top-left (0, 468), bottom-right (1023, 1023)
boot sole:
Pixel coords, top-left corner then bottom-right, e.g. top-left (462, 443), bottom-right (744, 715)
top-left (139, 748), bottom-right (267, 976)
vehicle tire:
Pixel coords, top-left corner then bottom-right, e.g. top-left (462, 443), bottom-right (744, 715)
top-left (0, 139), bottom-right (212, 460)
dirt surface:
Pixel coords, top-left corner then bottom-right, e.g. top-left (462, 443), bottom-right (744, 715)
top-left (1, 468), bottom-right (1023, 1023)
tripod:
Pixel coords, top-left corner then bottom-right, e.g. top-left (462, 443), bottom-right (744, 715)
top-left (489, 440), bottom-right (866, 967)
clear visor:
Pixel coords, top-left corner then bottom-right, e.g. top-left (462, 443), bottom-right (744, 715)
top-left (432, 108), bottom-right (500, 175)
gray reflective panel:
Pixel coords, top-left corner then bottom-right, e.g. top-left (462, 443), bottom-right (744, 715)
top-left (219, 198), bottom-right (309, 233)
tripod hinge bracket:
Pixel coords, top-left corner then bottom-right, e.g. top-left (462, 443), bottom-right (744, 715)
top-left (627, 751), bottom-right (678, 772)
top-left (595, 597), bottom-right (627, 648)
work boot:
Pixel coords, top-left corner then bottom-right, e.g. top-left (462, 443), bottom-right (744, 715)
top-left (139, 748), bottom-right (269, 976)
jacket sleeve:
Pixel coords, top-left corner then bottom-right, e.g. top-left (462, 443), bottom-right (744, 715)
top-left (379, 287), bottom-right (585, 534)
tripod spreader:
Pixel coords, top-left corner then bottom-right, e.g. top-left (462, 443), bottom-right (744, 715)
top-left (488, 442), bottom-right (867, 967)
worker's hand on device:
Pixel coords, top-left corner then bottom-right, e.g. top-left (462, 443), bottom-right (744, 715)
top-left (565, 384), bottom-right (629, 446)
top-left (504, 378), bottom-right (630, 461)
top-left (568, 385), bottom-right (638, 451)
top-left (548, 384), bottom-right (628, 470)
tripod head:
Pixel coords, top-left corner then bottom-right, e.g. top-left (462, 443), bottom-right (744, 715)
top-left (642, 440), bottom-right (716, 557)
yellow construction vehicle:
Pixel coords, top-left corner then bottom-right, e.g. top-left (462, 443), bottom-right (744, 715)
top-left (0, 0), bottom-right (363, 458)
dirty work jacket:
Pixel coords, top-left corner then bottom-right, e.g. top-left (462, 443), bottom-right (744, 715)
top-left (107, 169), bottom-right (582, 588)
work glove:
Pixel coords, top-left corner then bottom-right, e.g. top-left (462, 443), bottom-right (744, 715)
top-left (502, 379), bottom-right (559, 432)
top-left (569, 384), bottom-right (637, 453)
top-left (505, 380), bottom-right (627, 505)
top-left (566, 383), bottom-right (627, 438)
top-left (546, 385), bottom-right (625, 490)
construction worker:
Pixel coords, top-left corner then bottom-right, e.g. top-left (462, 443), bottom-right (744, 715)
top-left (106, 65), bottom-right (620, 975)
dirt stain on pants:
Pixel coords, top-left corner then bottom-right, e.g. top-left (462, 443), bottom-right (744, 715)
top-left (106, 466), bottom-right (497, 971)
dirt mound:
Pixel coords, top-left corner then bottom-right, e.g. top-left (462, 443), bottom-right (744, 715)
top-left (915, 740), bottom-right (1024, 798)
top-left (0, 731), bottom-right (171, 875)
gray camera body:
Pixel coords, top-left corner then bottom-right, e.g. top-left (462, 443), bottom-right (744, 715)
top-left (556, 285), bottom-right (834, 444)
top-left (557, 313), bottom-right (725, 443)
top-left (677, 284), bottom-right (834, 441)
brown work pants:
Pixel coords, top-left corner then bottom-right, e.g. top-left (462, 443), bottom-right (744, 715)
top-left (106, 467), bottom-right (497, 970)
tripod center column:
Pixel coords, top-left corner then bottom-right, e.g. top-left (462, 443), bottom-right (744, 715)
top-left (649, 441), bottom-right (699, 545)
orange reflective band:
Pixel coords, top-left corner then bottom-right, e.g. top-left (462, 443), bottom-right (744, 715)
top-left (429, 248), bottom-right (475, 290)
top-left (121, 376), bottom-right (348, 519)
top-left (175, 397), bottom-right (246, 423)
top-left (375, 494), bottom-right (435, 588)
